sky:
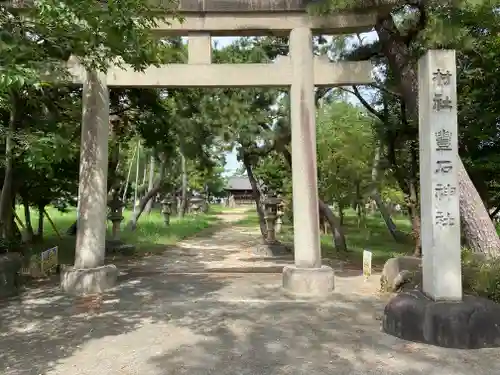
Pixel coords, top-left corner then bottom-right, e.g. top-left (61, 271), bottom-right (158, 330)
top-left (205, 33), bottom-right (378, 176)
top-left (179, 36), bottom-right (240, 175)
top-left (211, 37), bottom-right (240, 176)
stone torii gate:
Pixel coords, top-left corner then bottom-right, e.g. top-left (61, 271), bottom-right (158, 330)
top-left (61, 0), bottom-right (386, 297)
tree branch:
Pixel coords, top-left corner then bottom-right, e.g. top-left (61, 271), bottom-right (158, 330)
top-left (367, 83), bottom-right (402, 98)
top-left (340, 86), bottom-right (385, 123)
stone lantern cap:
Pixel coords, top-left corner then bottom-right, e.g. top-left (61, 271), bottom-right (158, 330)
top-left (264, 197), bottom-right (282, 206)
top-left (190, 196), bottom-right (204, 203)
top-left (108, 196), bottom-right (125, 209)
top-left (161, 196), bottom-right (174, 204)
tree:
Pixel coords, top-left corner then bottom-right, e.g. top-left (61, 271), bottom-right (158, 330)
top-left (311, 0), bottom-right (500, 257)
top-left (316, 100), bottom-right (374, 224)
top-left (0, 0), bottom-right (181, 240)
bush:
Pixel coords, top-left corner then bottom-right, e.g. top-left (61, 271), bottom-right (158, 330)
top-left (462, 249), bottom-right (500, 303)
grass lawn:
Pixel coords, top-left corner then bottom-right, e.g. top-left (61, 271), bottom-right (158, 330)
top-left (17, 204), bottom-right (226, 266)
top-left (236, 209), bottom-right (414, 269)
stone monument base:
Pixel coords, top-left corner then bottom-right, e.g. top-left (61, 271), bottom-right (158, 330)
top-left (61, 264), bottom-right (118, 295)
top-left (383, 289), bottom-right (500, 349)
top-left (254, 241), bottom-right (290, 257)
top-left (282, 265), bottom-right (334, 298)
top-left (105, 239), bottom-right (136, 255)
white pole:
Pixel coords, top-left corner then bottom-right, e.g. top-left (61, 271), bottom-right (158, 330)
top-left (121, 143), bottom-right (138, 202)
top-left (133, 140), bottom-right (141, 215)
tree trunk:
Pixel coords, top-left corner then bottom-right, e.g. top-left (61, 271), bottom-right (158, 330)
top-left (142, 157), bottom-right (148, 190)
top-left (375, 14), bottom-right (500, 257)
top-left (279, 147), bottom-right (346, 248)
top-left (408, 180), bottom-right (421, 257)
top-left (408, 140), bottom-right (421, 256)
top-left (355, 181), bottom-right (363, 228)
top-left (179, 150), bottom-right (188, 218)
top-left (128, 158), bottom-right (166, 230)
top-left (338, 204), bottom-right (344, 226)
top-left (458, 158), bottom-right (500, 257)
top-left (242, 153), bottom-right (267, 239)
top-left (108, 125), bottom-right (121, 193)
top-left (23, 199), bottom-right (34, 242)
top-left (318, 200), bottom-right (347, 252)
top-left (0, 93), bottom-right (17, 239)
top-left (128, 185), bottom-right (162, 231)
top-left (144, 155), bottom-right (155, 214)
top-left (489, 205), bottom-right (500, 220)
top-left (37, 204), bottom-right (45, 239)
top-left (369, 142), bottom-right (403, 241)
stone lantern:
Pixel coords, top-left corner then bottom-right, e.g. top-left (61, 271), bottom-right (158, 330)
top-left (190, 196), bottom-right (204, 214)
top-left (275, 200), bottom-right (284, 234)
top-left (106, 195), bottom-right (135, 255)
top-left (263, 196), bottom-right (281, 243)
top-left (161, 196), bottom-right (174, 226)
top-left (254, 195), bottom-right (289, 257)
top-left (107, 195), bottom-right (124, 241)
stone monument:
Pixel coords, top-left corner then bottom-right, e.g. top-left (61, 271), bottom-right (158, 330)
top-left (382, 50), bottom-right (500, 349)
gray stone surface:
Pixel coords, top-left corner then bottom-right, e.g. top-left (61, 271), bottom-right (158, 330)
top-left (169, 0), bottom-right (399, 12)
top-left (6, 0), bottom-right (400, 13)
top-left (60, 264), bottom-right (118, 295)
top-left (0, 252), bottom-right (22, 299)
top-left (380, 256), bottom-right (421, 292)
top-left (1, 212), bottom-right (499, 375)
top-left (282, 265), bottom-right (334, 298)
top-left (254, 242), bottom-right (290, 257)
top-left (105, 239), bottom-right (136, 255)
top-left (418, 50), bottom-right (461, 300)
top-left (383, 289), bottom-right (500, 349)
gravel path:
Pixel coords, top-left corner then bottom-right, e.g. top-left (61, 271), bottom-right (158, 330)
top-left (1, 209), bottom-right (498, 375)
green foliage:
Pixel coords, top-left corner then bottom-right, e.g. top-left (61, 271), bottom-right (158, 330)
top-left (33, 0), bottom-right (178, 71)
top-left (462, 249), bottom-right (500, 303)
top-left (17, 205), bottom-right (222, 263)
top-left (316, 100), bottom-right (375, 206)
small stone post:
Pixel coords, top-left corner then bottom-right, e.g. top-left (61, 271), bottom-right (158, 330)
top-left (61, 68), bottom-right (118, 295)
top-left (282, 27), bottom-right (334, 297)
top-left (161, 196), bottom-right (173, 226)
top-left (419, 50), bottom-right (461, 300)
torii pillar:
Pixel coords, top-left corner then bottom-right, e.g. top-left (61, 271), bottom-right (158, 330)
top-left (282, 27), bottom-right (335, 298)
top-left (61, 68), bottom-right (118, 295)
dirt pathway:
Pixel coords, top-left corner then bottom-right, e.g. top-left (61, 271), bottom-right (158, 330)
top-left (0, 209), bottom-right (498, 375)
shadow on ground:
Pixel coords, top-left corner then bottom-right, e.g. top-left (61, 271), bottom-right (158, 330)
top-left (1, 264), bottom-right (498, 375)
top-left (1, 216), bottom-right (499, 375)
